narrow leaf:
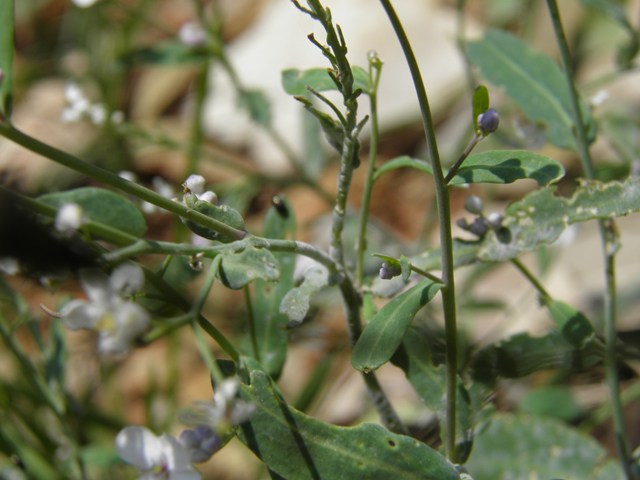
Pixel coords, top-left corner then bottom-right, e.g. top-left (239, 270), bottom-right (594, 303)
top-left (38, 187), bottom-right (147, 237)
top-left (472, 85), bottom-right (490, 136)
top-left (238, 370), bottom-right (459, 480)
top-left (455, 150), bottom-right (565, 185)
top-left (546, 300), bottom-right (596, 349)
top-left (251, 198), bottom-right (296, 378)
top-left (218, 246), bottom-right (280, 290)
top-left (282, 66), bottom-right (371, 95)
top-left (352, 280), bottom-right (442, 372)
top-left (465, 413), bottom-right (624, 479)
top-left (0, 0), bottom-right (14, 119)
top-left (467, 30), bottom-right (596, 150)
top-left (239, 90), bottom-right (271, 127)
top-left (399, 255), bottom-right (411, 282)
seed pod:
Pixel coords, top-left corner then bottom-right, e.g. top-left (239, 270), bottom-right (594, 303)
top-left (379, 261), bottom-right (402, 280)
top-left (464, 195), bottom-right (484, 215)
top-left (468, 217), bottom-right (489, 237)
top-left (487, 212), bottom-right (504, 230)
top-left (477, 108), bottom-right (499, 135)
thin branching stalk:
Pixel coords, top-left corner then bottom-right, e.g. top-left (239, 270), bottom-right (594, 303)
top-left (510, 258), bottom-right (551, 302)
top-left (379, 0), bottom-right (459, 462)
top-left (244, 284), bottom-right (260, 362)
top-left (545, 1), bottom-right (633, 477)
top-left (185, 62), bottom-right (209, 177)
top-left (0, 124), bottom-right (247, 242)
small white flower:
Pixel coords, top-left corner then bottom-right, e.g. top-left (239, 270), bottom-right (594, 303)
top-left (183, 175), bottom-right (206, 196)
top-left (0, 257), bottom-right (19, 275)
top-left (118, 170), bottom-right (138, 183)
top-left (89, 103), bottom-right (107, 125)
top-left (142, 177), bottom-right (175, 214)
top-left (178, 22), bottom-right (208, 48)
top-left (110, 110), bottom-right (125, 124)
top-left (181, 378), bottom-right (256, 431)
top-left (71, 0), bottom-right (101, 7)
top-left (60, 265), bottom-right (150, 355)
top-left (55, 202), bottom-right (86, 235)
top-left (115, 426), bottom-right (201, 480)
top-left (197, 191), bottom-right (217, 205)
top-left (590, 89), bottom-right (609, 107)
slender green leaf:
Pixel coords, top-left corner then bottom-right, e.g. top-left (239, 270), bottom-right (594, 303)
top-left (251, 198), bottom-right (296, 378)
top-left (546, 300), bottom-right (596, 349)
top-left (282, 66), bottom-right (371, 95)
top-left (392, 328), bottom-right (474, 463)
top-left (0, 0), bottom-right (14, 119)
top-left (470, 331), bottom-right (602, 387)
top-left (472, 85), bottom-right (490, 136)
top-left (38, 187), bottom-right (147, 237)
top-left (455, 150), bottom-right (565, 185)
top-left (465, 413), bottom-right (624, 480)
top-left (238, 370), bottom-right (459, 480)
top-left (239, 90), bottom-right (271, 127)
top-left (351, 280), bottom-right (442, 372)
top-left (399, 255), bottom-right (411, 282)
top-left (218, 246), bottom-right (280, 290)
top-left (375, 150), bottom-right (564, 186)
top-left (466, 30), bottom-right (596, 150)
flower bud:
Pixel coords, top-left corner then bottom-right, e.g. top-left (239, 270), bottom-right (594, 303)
top-left (379, 261), bottom-right (401, 280)
top-left (477, 108), bottom-right (499, 135)
top-left (468, 217), bottom-right (489, 237)
top-left (464, 195), bottom-right (484, 215)
top-left (487, 212), bottom-right (504, 231)
top-left (180, 424), bottom-right (221, 463)
top-left (183, 175), bottom-right (206, 195)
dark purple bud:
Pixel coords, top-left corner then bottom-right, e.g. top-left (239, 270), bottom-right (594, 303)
top-left (477, 108), bottom-right (499, 135)
top-left (469, 217), bottom-right (489, 237)
top-left (456, 218), bottom-right (470, 230)
top-left (464, 195), bottom-right (484, 215)
top-left (379, 261), bottom-right (401, 280)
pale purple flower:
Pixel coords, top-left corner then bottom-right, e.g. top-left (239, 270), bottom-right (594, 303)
top-left (115, 426), bottom-right (201, 480)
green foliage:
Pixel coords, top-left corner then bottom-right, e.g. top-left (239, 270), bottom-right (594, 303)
top-left (182, 192), bottom-right (247, 243)
top-left (375, 150), bottom-right (564, 186)
top-left (238, 370), bottom-right (460, 480)
top-left (282, 66), bottom-right (372, 95)
top-left (251, 198), bottom-right (297, 377)
top-left (238, 90), bottom-right (272, 127)
top-left (38, 187), bottom-right (147, 237)
top-left (351, 279), bottom-right (442, 372)
top-left (466, 30), bottom-right (596, 150)
top-left (217, 246), bottom-right (280, 290)
top-left (465, 413), bottom-right (624, 479)
top-left (129, 40), bottom-right (209, 65)
top-left (472, 85), bottom-right (490, 136)
top-left (279, 264), bottom-right (329, 327)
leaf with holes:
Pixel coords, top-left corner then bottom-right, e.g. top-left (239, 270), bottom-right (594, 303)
top-left (279, 264), bottom-right (329, 327)
top-left (238, 370), bottom-right (459, 480)
top-left (39, 188), bottom-right (146, 237)
top-left (352, 280), bottom-right (442, 372)
top-left (218, 247), bottom-right (280, 290)
top-left (466, 30), bottom-right (596, 150)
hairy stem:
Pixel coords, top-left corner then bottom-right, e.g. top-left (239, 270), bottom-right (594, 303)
top-left (379, 0), bottom-right (458, 461)
top-left (545, 1), bottom-right (632, 477)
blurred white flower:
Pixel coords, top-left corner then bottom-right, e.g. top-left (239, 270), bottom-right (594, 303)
top-left (60, 265), bottom-right (150, 355)
top-left (115, 426), bottom-right (201, 480)
top-left (141, 177), bottom-right (175, 214)
top-left (0, 257), bottom-right (19, 276)
top-left (61, 80), bottom-right (113, 126)
top-left (590, 89), bottom-right (609, 107)
top-left (178, 22), bottom-right (208, 48)
top-left (54, 202), bottom-right (86, 235)
top-left (71, 0), bottom-right (101, 7)
top-left (89, 103), bottom-right (107, 125)
top-left (183, 175), bottom-right (206, 196)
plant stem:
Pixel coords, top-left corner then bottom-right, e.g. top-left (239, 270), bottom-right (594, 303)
top-left (510, 258), bottom-right (551, 302)
top-left (192, 320), bottom-right (225, 386)
top-left (244, 284), bottom-right (260, 362)
top-left (379, 0), bottom-right (459, 461)
top-left (356, 63), bottom-right (382, 288)
top-left (185, 62), bottom-right (209, 178)
top-left (190, 256), bottom-right (222, 315)
top-left (0, 123), bottom-right (247, 242)
top-left (444, 135), bottom-right (481, 184)
top-left (545, 1), bottom-right (632, 477)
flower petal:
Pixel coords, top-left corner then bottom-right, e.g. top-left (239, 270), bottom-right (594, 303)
top-left (159, 434), bottom-right (193, 471)
top-left (115, 426), bottom-right (164, 470)
top-left (60, 300), bottom-right (103, 330)
top-left (78, 269), bottom-right (113, 303)
top-left (109, 264), bottom-right (145, 295)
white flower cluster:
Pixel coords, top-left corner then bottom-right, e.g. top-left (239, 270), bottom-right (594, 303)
top-left (178, 22), bottom-right (208, 48)
top-left (182, 175), bottom-right (217, 205)
top-left (61, 81), bottom-right (123, 126)
top-left (60, 264), bottom-right (150, 355)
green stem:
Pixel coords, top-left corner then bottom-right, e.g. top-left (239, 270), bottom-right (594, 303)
top-left (190, 256), bottom-right (222, 315)
top-left (191, 321), bottom-right (225, 385)
top-left (444, 135), bottom-right (481, 184)
top-left (545, 1), bottom-right (632, 477)
top-left (244, 284), bottom-right (260, 362)
top-left (510, 258), bottom-right (551, 302)
top-left (0, 123), bottom-right (247, 242)
top-left (185, 62), bottom-right (209, 178)
top-left (356, 67), bottom-right (381, 288)
top-left (379, 0), bottom-right (458, 461)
